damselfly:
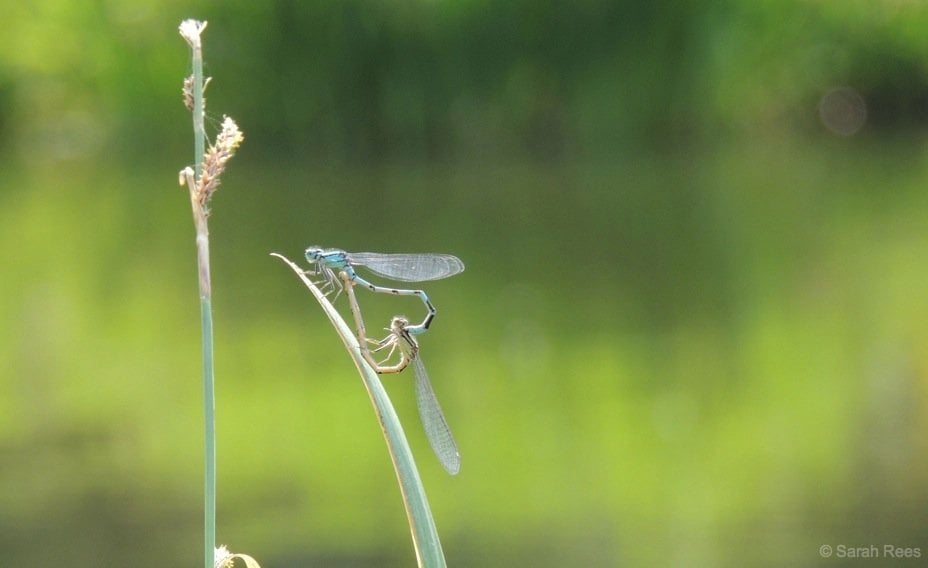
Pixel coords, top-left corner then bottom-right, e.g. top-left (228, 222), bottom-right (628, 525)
top-left (341, 271), bottom-right (461, 475)
top-left (305, 247), bottom-right (465, 333)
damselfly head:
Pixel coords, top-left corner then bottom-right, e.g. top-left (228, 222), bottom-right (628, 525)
top-left (304, 246), bottom-right (324, 262)
top-left (389, 316), bottom-right (410, 331)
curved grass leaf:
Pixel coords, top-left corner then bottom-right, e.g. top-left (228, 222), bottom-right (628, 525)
top-left (273, 253), bottom-right (448, 568)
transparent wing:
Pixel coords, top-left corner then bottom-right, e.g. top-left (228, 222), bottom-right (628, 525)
top-left (412, 355), bottom-right (461, 475)
top-left (348, 252), bottom-right (465, 282)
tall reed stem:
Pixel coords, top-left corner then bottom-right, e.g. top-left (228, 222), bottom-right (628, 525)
top-left (179, 19), bottom-right (227, 568)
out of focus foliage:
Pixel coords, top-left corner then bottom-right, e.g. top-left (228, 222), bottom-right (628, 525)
top-left (3, 1), bottom-right (928, 167)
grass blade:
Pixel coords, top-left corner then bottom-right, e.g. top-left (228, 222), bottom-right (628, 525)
top-left (273, 253), bottom-right (448, 568)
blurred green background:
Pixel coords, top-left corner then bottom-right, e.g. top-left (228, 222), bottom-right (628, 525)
top-left (2, 1), bottom-right (928, 566)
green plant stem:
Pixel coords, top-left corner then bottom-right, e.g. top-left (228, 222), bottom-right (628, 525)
top-left (200, 293), bottom-right (216, 568)
top-left (191, 35), bottom-right (205, 180)
top-left (184, 21), bottom-right (215, 568)
top-left (273, 253), bottom-right (447, 568)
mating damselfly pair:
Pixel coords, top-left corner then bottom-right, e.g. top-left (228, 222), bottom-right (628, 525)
top-left (304, 247), bottom-right (464, 475)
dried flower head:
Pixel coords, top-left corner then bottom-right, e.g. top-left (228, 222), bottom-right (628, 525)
top-left (195, 116), bottom-right (244, 207)
top-left (182, 75), bottom-right (211, 112)
top-left (214, 545), bottom-right (262, 568)
top-left (214, 545), bottom-right (233, 568)
top-left (179, 19), bottom-right (207, 48)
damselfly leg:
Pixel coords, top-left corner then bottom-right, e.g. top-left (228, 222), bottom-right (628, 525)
top-left (338, 270), bottom-right (461, 475)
